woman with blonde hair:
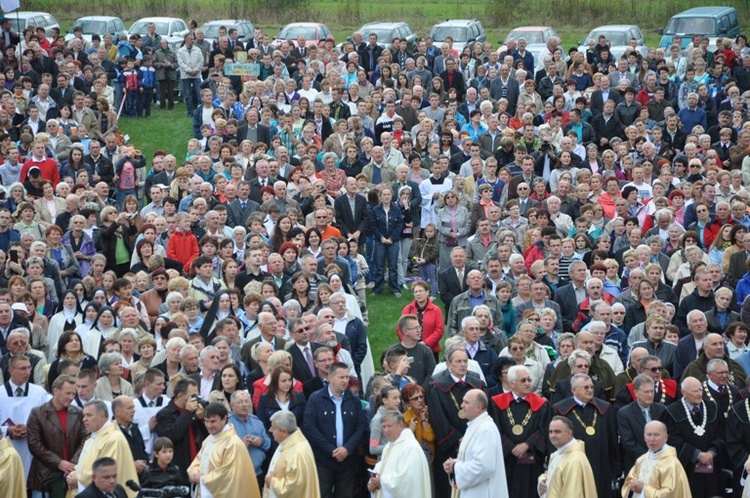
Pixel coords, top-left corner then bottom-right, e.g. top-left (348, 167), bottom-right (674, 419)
top-left (251, 349), bottom-right (303, 410)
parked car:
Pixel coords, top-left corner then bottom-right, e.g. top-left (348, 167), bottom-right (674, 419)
top-left (128, 17), bottom-right (190, 52)
top-left (429, 19), bottom-right (486, 53)
top-left (200, 19), bottom-right (255, 48)
top-left (496, 26), bottom-right (560, 71)
top-left (6, 11), bottom-right (59, 40)
top-left (356, 22), bottom-right (418, 52)
top-left (274, 22), bottom-right (333, 47)
top-left (578, 25), bottom-right (649, 62)
top-left (659, 6), bottom-right (741, 49)
top-left (64, 16), bottom-right (127, 44)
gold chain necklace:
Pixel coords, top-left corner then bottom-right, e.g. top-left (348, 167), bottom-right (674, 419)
top-left (571, 406), bottom-right (598, 436)
top-left (449, 390), bottom-right (466, 419)
top-left (506, 401), bottom-right (533, 436)
top-left (703, 381), bottom-right (732, 418)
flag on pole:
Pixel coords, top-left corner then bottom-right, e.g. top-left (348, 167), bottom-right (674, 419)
top-left (0, 0), bottom-right (20, 13)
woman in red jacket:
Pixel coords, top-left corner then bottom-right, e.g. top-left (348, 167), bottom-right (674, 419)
top-left (166, 212), bottom-right (199, 273)
top-left (401, 281), bottom-right (444, 361)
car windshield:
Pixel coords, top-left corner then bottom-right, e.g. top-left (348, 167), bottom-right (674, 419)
top-left (74, 20), bottom-right (106, 34)
top-left (278, 26), bottom-right (317, 40)
top-left (665, 17), bottom-right (716, 35)
top-left (201, 24), bottom-right (232, 38)
top-left (509, 31), bottom-right (544, 44)
top-left (431, 27), bottom-right (468, 43)
top-left (130, 21), bottom-right (169, 36)
top-left (586, 31), bottom-right (629, 46)
top-left (362, 28), bottom-right (393, 42)
top-left (9, 19), bottom-right (26, 33)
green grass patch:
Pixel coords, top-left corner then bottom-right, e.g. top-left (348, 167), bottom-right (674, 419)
top-left (121, 105), bottom-right (433, 362)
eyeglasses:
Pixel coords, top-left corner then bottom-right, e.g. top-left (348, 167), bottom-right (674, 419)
top-left (647, 366), bottom-right (662, 373)
top-left (510, 347), bottom-right (525, 351)
top-left (409, 394), bottom-right (424, 401)
top-left (613, 311), bottom-right (625, 315)
top-left (579, 385), bottom-right (595, 390)
top-left (517, 187), bottom-right (529, 190)
top-left (574, 364), bottom-right (590, 369)
top-left (153, 276), bottom-right (167, 280)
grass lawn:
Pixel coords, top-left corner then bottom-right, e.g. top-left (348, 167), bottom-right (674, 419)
top-left (123, 105), bottom-right (439, 361)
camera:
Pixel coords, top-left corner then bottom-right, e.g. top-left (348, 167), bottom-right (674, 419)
top-left (192, 394), bottom-right (209, 407)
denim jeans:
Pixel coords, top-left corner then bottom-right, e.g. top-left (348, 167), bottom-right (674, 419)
top-left (364, 233), bottom-right (375, 283)
top-left (372, 240), bottom-right (400, 294)
top-left (181, 77), bottom-right (202, 115)
top-left (116, 188), bottom-right (137, 209)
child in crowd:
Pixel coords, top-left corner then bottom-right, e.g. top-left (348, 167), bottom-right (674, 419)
top-left (409, 223), bottom-right (439, 298)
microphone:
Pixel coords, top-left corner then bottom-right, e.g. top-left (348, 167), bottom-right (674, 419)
top-left (126, 480), bottom-right (141, 492)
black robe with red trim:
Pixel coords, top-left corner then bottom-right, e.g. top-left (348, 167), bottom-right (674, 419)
top-left (425, 369), bottom-right (483, 498)
top-left (552, 396), bottom-right (620, 498)
top-left (490, 391), bottom-right (550, 498)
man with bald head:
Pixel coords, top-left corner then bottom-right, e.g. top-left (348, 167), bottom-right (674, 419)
top-left (681, 332), bottom-right (747, 389)
top-left (612, 346), bottom-right (649, 405)
top-left (623, 420), bottom-right (690, 496)
top-left (442, 389), bottom-right (508, 498)
top-left (665, 376), bottom-right (724, 496)
top-left (113, 395), bottom-right (148, 475)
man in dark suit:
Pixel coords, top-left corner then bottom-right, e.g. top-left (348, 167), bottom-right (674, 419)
top-left (227, 181), bottom-right (260, 228)
top-left (727, 233), bottom-right (750, 287)
top-left (75, 457), bottom-right (128, 498)
top-left (591, 99), bottom-right (624, 150)
top-left (303, 346), bottom-right (334, 398)
top-left (589, 76), bottom-right (623, 117)
top-left (286, 318), bottom-right (322, 383)
top-left (235, 107), bottom-right (271, 146)
top-left (617, 373), bottom-right (668, 472)
top-left (188, 346), bottom-right (222, 399)
top-left (507, 154), bottom-right (537, 200)
top-left (290, 34), bottom-right (309, 61)
top-left (489, 64), bottom-right (519, 112)
top-left (241, 312), bottom-right (287, 372)
top-left (440, 57), bottom-right (467, 102)
top-left (438, 247), bottom-right (478, 322)
top-left (334, 177), bottom-right (369, 245)
top-left (247, 160), bottom-right (275, 204)
top-left (359, 33), bottom-right (384, 75)
top-left (148, 154), bottom-right (177, 192)
top-left (553, 260), bottom-right (588, 332)
top-left (112, 396), bottom-right (149, 475)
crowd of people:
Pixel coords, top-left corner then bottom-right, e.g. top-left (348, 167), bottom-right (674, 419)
top-left (1, 9), bottom-right (750, 498)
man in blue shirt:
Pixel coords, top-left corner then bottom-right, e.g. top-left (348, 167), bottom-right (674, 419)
top-left (303, 362), bottom-right (367, 498)
top-left (228, 390), bottom-right (271, 479)
top-left (677, 92), bottom-right (707, 132)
